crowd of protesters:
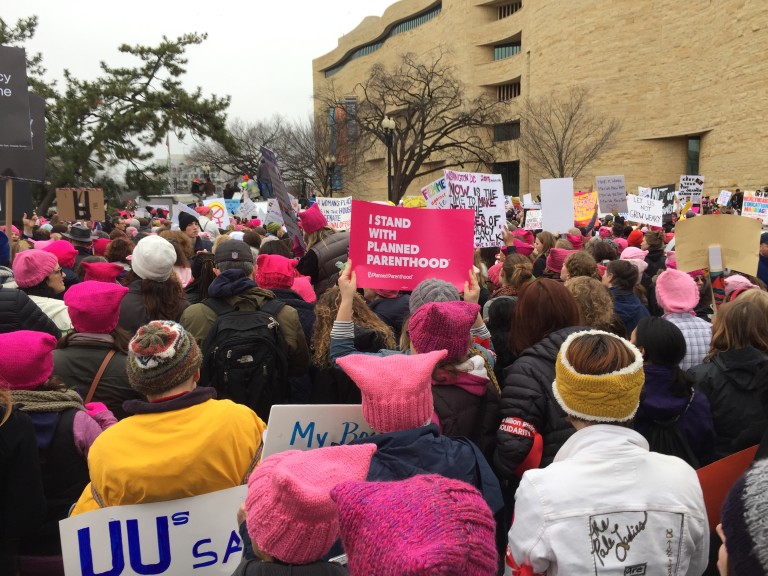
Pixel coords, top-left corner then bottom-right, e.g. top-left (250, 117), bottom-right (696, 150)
top-left (1, 197), bottom-right (767, 576)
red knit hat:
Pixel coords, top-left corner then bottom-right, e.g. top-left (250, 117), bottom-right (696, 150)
top-left (256, 254), bottom-right (296, 290)
top-left (512, 228), bottom-right (534, 245)
top-left (409, 301), bottom-right (479, 362)
top-left (566, 232), bottom-right (584, 250)
top-left (64, 281), bottom-right (129, 334)
top-left (513, 238), bottom-right (534, 256)
top-left (41, 240), bottom-right (78, 268)
top-left (93, 237), bottom-right (111, 256)
top-left (12, 249), bottom-right (58, 288)
top-left (627, 229), bottom-right (644, 248)
top-left (195, 206), bottom-right (212, 216)
top-left (291, 275), bottom-right (316, 303)
top-left (0, 330), bottom-right (57, 390)
top-left (299, 203), bottom-right (328, 235)
top-left (81, 261), bottom-right (125, 283)
top-left (546, 248), bottom-right (576, 275)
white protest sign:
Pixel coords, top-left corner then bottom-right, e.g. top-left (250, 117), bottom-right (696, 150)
top-left (595, 175), bottom-right (629, 213)
top-left (626, 195), bottom-right (663, 227)
top-left (261, 404), bottom-right (374, 460)
top-left (421, 177), bottom-right (449, 209)
top-left (717, 190), bottom-right (732, 206)
top-left (237, 196), bottom-right (256, 219)
top-left (133, 207), bottom-right (149, 219)
top-left (265, 198), bottom-right (283, 225)
top-left (203, 198), bottom-right (231, 229)
top-left (443, 170), bottom-right (506, 247)
top-left (638, 187), bottom-right (652, 199)
top-left (524, 209), bottom-right (543, 230)
top-left (252, 201), bottom-right (269, 222)
top-left (315, 196), bottom-right (352, 231)
top-left (540, 178), bottom-right (575, 233)
top-left (522, 193), bottom-right (532, 207)
top-left (679, 175), bottom-right (705, 204)
top-left (60, 486), bottom-right (247, 576)
top-left (174, 202), bottom-right (200, 228)
top-left (742, 190), bottom-right (768, 223)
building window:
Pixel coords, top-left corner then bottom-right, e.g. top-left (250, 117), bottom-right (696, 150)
top-left (494, 42), bottom-right (521, 61)
top-left (498, 2), bottom-right (522, 19)
top-left (493, 161), bottom-right (520, 197)
top-left (498, 81), bottom-right (521, 101)
top-left (687, 136), bottom-right (700, 175)
top-left (391, 4), bottom-right (442, 36)
top-left (494, 122), bottom-right (520, 142)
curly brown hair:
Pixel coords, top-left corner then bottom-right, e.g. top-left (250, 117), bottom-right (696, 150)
top-left (159, 230), bottom-right (193, 267)
top-left (565, 277), bottom-right (617, 332)
top-left (564, 251), bottom-right (600, 281)
top-left (105, 237), bottom-right (134, 263)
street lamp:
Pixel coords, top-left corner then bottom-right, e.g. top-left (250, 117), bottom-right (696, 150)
top-left (325, 155), bottom-right (336, 197)
top-left (381, 116), bottom-right (396, 204)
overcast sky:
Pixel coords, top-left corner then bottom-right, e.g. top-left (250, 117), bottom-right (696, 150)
top-left (5, 0), bottom-right (394, 154)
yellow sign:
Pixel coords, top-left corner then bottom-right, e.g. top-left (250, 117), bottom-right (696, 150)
top-left (573, 190), bottom-right (597, 227)
top-left (402, 195), bottom-right (426, 208)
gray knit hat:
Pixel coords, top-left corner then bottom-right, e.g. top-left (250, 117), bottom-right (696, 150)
top-left (409, 279), bottom-right (460, 314)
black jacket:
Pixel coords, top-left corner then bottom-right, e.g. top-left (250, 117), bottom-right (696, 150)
top-left (119, 279), bottom-right (189, 336)
top-left (269, 288), bottom-right (315, 342)
top-left (688, 347), bottom-right (768, 459)
top-left (368, 294), bottom-right (410, 341)
top-left (232, 560), bottom-right (347, 575)
top-left (0, 287), bottom-right (62, 339)
top-left (494, 326), bottom-right (584, 482)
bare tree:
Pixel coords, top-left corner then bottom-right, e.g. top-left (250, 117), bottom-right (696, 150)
top-left (325, 47), bottom-right (507, 203)
top-left (516, 86), bottom-right (621, 179)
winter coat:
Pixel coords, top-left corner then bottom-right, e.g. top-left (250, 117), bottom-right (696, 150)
top-left (71, 387), bottom-right (266, 515)
top-left (193, 234), bottom-right (214, 252)
top-left (494, 326), bottom-right (585, 482)
top-left (268, 288), bottom-right (315, 342)
top-left (688, 347), bottom-right (768, 459)
top-left (28, 294), bottom-right (73, 335)
top-left (349, 424), bottom-right (504, 514)
top-left (610, 288), bottom-right (650, 336)
top-left (0, 287), bottom-right (62, 339)
top-left (118, 279), bottom-right (189, 336)
top-left (634, 364), bottom-right (716, 466)
top-left (180, 270), bottom-right (309, 378)
top-left (644, 247), bottom-right (667, 279)
top-left (368, 294), bottom-right (410, 341)
top-left (297, 232), bottom-right (349, 296)
top-left (52, 336), bottom-right (141, 420)
top-left (532, 253), bottom-right (547, 278)
top-left (758, 253), bottom-right (768, 287)
top-left (506, 425), bottom-right (709, 576)
top-left (232, 559), bottom-right (348, 575)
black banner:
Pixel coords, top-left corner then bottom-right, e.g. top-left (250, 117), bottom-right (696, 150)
top-left (0, 46), bottom-right (32, 150)
top-left (0, 93), bottom-right (45, 181)
top-left (650, 184), bottom-right (676, 222)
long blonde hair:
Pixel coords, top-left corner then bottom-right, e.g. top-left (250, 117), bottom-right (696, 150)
top-left (304, 227), bottom-right (336, 251)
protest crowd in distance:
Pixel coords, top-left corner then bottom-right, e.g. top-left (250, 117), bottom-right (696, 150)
top-left (3, 165), bottom-right (768, 576)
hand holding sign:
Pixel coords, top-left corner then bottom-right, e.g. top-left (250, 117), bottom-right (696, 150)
top-left (463, 268), bottom-right (481, 304)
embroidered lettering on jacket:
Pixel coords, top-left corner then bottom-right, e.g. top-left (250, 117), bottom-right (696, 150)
top-left (499, 417), bottom-right (536, 438)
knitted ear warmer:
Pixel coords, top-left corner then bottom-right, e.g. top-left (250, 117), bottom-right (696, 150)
top-left (552, 330), bottom-right (644, 422)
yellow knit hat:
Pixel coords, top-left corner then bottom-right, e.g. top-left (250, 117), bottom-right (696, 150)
top-left (552, 330), bottom-right (645, 422)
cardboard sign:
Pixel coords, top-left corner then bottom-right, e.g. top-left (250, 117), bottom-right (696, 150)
top-left (260, 146), bottom-right (305, 249)
top-left (626, 195), bottom-right (663, 227)
top-left (443, 170), bottom-right (506, 247)
top-left (742, 190), bottom-right (768, 223)
top-left (203, 198), bottom-right (231, 229)
top-left (524, 209), bottom-right (543, 231)
top-left (679, 175), bottom-right (705, 205)
top-left (315, 196), bottom-right (352, 231)
top-left (55, 188), bottom-right (105, 222)
top-left (573, 190), bottom-right (598, 228)
top-left (60, 486), bottom-right (247, 576)
top-left (349, 199), bottom-right (474, 291)
top-left (650, 184), bottom-right (677, 223)
top-left (637, 186), bottom-right (652, 199)
top-left (224, 198), bottom-right (240, 216)
top-left (717, 190), bottom-right (733, 207)
top-left (675, 215), bottom-right (761, 275)
top-left (697, 445), bottom-right (758, 531)
top-left (0, 46), bottom-right (32, 150)
top-left (261, 404), bottom-right (375, 460)
top-left (595, 175), bottom-right (629, 213)
top-left (0, 93), bottom-right (45, 181)
top-left (420, 177), bottom-right (449, 209)
top-left (540, 178), bottom-right (575, 234)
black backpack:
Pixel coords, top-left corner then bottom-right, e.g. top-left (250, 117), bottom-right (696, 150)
top-left (647, 392), bottom-right (700, 469)
top-left (200, 297), bottom-right (288, 422)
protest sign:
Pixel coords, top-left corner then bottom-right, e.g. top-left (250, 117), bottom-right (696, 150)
top-left (717, 190), bottom-right (732, 207)
top-left (402, 195), bottom-right (426, 208)
top-left (203, 198), bottom-right (231, 229)
top-left (0, 46), bottom-right (32, 150)
top-left (0, 94), bottom-right (45, 182)
top-left (573, 189), bottom-right (598, 228)
top-left (56, 188), bottom-right (105, 222)
top-left (637, 186), bottom-right (652, 199)
top-left (524, 209), bottom-right (542, 231)
top-left (174, 202), bottom-right (199, 228)
top-left (237, 196), bottom-right (256, 219)
top-left (697, 445), bottom-right (759, 532)
top-left (421, 177), bottom-right (449, 209)
top-left (675, 215), bottom-right (761, 275)
top-left (650, 184), bottom-right (677, 223)
top-left (260, 146), bottom-right (305, 249)
top-left (252, 201), bottom-right (269, 221)
top-left (522, 193), bottom-right (534, 208)
top-left (540, 178), bottom-right (575, 233)
top-left (741, 190), bottom-right (768, 223)
top-left (349, 199), bottom-right (474, 291)
top-left (60, 486), bottom-right (247, 576)
top-left (224, 198), bottom-right (240, 216)
top-left (443, 170), bottom-right (506, 247)
top-left (626, 195), bottom-right (663, 227)
top-left (261, 405), bottom-right (375, 460)
top-left (679, 175), bottom-right (705, 205)
top-left (315, 196), bottom-right (352, 231)
top-left (265, 198), bottom-right (283, 225)
top-left (595, 175), bottom-right (629, 213)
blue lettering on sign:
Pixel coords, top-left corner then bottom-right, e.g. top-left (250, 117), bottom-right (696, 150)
top-left (192, 539), bottom-right (218, 569)
top-left (290, 421), bottom-right (329, 448)
top-left (222, 530), bottom-right (243, 564)
top-left (192, 531), bottom-right (242, 569)
top-left (340, 421), bottom-right (371, 444)
top-left (78, 520), bottom-right (125, 576)
top-left (127, 517), bottom-right (172, 574)
top-left (171, 512), bottom-right (189, 526)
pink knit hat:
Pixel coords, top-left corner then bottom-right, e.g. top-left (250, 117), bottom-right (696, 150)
top-left (256, 254), bottom-right (296, 290)
top-left (93, 237), bottom-right (111, 256)
top-left (409, 301), bottom-right (479, 362)
top-left (724, 275), bottom-right (758, 297)
top-left (546, 248), bottom-right (576, 275)
top-left (331, 474), bottom-right (497, 576)
top-left (195, 206), bottom-right (212, 216)
top-left (247, 218), bottom-right (262, 228)
top-left (81, 261), bottom-right (125, 283)
top-left (656, 268), bottom-right (700, 313)
top-left (41, 240), bottom-right (78, 269)
top-left (126, 226), bottom-right (139, 238)
top-left (666, 252), bottom-right (678, 270)
top-left (12, 249), bottom-right (59, 288)
top-left (513, 238), bottom-right (534, 256)
top-left (613, 237), bottom-right (628, 254)
top-left (245, 444), bottom-right (377, 565)
top-left (0, 330), bottom-right (57, 390)
top-left (64, 281), bottom-right (129, 334)
top-left (291, 275), bottom-right (316, 303)
top-left (336, 350), bottom-right (447, 433)
top-left (298, 203), bottom-right (328, 235)
top-left (512, 228), bottom-right (534, 245)
top-left (620, 246), bottom-right (649, 261)
top-left (566, 233), bottom-right (583, 250)
top-left (487, 262), bottom-right (502, 288)
top-left (598, 226), bottom-right (612, 239)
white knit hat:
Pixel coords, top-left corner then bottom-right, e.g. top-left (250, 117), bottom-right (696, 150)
top-left (131, 236), bottom-right (176, 282)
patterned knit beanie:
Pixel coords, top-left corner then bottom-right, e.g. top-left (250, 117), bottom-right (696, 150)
top-left (552, 329), bottom-right (645, 422)
top-left (245, 444), bottom-right (377, 565)
top-left (721, 458), bottom-right (768, 576)
top-left (265, 222), bottom-right (282, 236)
top-left (0, 330), bottom-right (57, 390)
top-left (331, 474), bottom-right (498, 576)
top-left (336, 350), bottom-right (447, 433)
top-left (126, 321), bottom-right (201, 396)
top-left (409, 301), bottom-right (479, 362)
top-left (656, 268), bottom-right (700, 313)
top-left (409, 278), bottom-right (460, 314)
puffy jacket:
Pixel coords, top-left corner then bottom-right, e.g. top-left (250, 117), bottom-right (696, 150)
top-left (118, 279), bottom-right (189, 336)
top-left (0, 287), bottom-right (62, 339)
top-left (688, 346), bottom-right (768, 459)
top-left (298, 232), bottom-right (349, 296)
top-left (368, 294), bottom-right (410, 341)
top-left (610, 288), bottom-right (650, 335)
top-left (494, 326), bottom-right (585, 482)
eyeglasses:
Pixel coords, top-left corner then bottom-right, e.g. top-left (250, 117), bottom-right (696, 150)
top-left (51, 267), bottom-right (64, 276)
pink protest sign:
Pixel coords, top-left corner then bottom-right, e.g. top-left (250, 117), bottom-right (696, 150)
top-left (349, 200), bottom-right (475, 291)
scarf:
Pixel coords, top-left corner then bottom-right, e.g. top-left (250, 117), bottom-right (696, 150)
top-left (11, 389), bottom-right (85, 413)
top-left (492, 285), bottom-right (519, 298)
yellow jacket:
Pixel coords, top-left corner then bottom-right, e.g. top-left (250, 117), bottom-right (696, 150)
top-left (71, 393), bottom-right (265, 515)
